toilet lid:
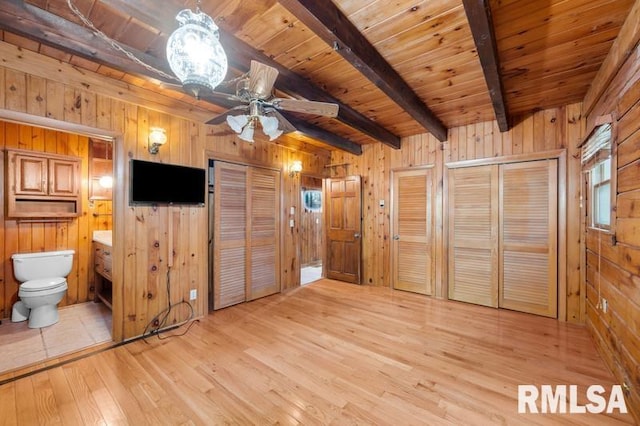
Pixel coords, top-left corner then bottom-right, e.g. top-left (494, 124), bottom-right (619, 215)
top-left (21, 277), bottom-right (66, 292)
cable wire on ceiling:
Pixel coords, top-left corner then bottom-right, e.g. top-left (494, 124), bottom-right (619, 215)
top-left (65, 0), bottom-right (177, 82)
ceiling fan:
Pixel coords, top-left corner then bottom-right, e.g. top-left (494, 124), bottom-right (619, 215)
top-left (201, 60), bottom-right (340, 142)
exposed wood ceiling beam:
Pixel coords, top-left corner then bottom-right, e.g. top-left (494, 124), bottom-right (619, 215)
top-left (280, 113), bottom-right (363, 155)
top-left (277, 0), bottom-right (448, 142)
top-left (0, 0), bottom-right (367, 154)
top-left (462, 0), bottom-right (510, 132)
top-left (100, 0), bottom-right (401, 150)
top-left (0, 0), bottom-right (175, 84)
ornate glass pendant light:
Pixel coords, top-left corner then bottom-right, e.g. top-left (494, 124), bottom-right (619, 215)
top-left (166, 0), bottom-right (228, 97)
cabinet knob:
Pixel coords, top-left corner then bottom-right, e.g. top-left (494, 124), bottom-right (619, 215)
top-left (393, 235), bottom-right (400, 240)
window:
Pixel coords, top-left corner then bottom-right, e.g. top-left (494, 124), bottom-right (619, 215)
top-left (591, 158), bottom-right (611, 228)
top-left (303, 190), bottom-right (322, 211)
top-left (582, 123), bottom-right (614, 230)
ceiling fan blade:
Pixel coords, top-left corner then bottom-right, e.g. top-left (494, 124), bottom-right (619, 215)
top-left (272, 98), bottom-right (339, 117)
top-left (198, 90), bottom-right (245, 105)
top-left (205, 106), bottom-right (248, 125)
top-left (264, 109), bottom-right (297, 134)
top-left (249, 60), bottom-right (279, 99)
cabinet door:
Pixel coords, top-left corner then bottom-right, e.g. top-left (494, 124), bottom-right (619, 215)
top-left (14, 154), bottom-right (48, 196)
top-left (500, 160), bottom-right (558, 318)
top-left (448, 165), bottom-right (499, 307)
top-left (391, 168), bottom-right (434, 295)
top-left (49, 158), bottom-right (80, 196)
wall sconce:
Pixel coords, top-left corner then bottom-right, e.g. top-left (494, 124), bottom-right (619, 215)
top-left (148, 127), bottom-right (167, 154)
top-left (289, 160), bottom-right (303, 177)
top-left (98, 175), bottom-right (113, 188)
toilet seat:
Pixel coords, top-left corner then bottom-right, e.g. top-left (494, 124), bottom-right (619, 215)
top-left (20, 277), bottom-right (67, 292)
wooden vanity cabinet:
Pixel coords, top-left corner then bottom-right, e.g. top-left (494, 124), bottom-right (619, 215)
top-left (93, 241), bottom-right (113, 310)
top-left (6, 148), bottom-right (81, 218)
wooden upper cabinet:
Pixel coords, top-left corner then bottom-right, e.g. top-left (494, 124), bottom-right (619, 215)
top-left (14, 154), bottom-right (48, 196)
top-left (6, 148), bottom-right (82, 218)
top-left (49, 158), bottom-right (80, 196)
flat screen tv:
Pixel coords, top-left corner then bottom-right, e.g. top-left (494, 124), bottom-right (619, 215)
top-left (129, 159), bottom-right (206, 206)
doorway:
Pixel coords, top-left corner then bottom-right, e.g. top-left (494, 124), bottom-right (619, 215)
top-left (300, 175), bottom-right (323, 285)
top-left (0, 122), bottom-right (114, 376)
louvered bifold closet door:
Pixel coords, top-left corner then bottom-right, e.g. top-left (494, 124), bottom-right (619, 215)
top-left (392, 168), bottom-right (434, 295)
top-left (213, 163), bottom-right (247, 310)
top-left (448, 165), bottom-right (499, 307)
top-left (500, 160), bottom-right (558, 318)
top-left (247, 168), bottom-right (280, 300)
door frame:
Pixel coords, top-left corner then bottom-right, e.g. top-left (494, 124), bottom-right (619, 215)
top-left (444, 149), bottom-right (568, 320)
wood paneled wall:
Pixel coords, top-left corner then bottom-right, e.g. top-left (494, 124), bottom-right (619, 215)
top-left (585, 38), bottom-right (640, 419)
top-left (0, 123), bottom-right (112, 319)
top-left (330, 104), bottom-right (584, 321)
top-left (0, 40), bottom-right (329, 341)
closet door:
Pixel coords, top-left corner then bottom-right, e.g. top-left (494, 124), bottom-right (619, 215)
top-left (448, 165), bottom-right (499, 307)
top-left (391, 168), bottom-right (434, 295)
top-left (500, 160), bottom-right (558, 317)
top-left (247, 168), bottom-right (281, 300)
top-left (213, 163), bottom-right (247, 310)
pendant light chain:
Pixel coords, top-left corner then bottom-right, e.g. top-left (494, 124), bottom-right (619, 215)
top-left (65, 0), bottom-right (177, 81)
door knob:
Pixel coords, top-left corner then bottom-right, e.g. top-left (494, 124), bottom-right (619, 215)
top-left (393, 235), bottom-right (400, 240)
top-left (354, 233), bottom-right (361, 238)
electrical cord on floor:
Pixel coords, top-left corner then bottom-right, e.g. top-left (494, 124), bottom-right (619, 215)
top-left (142, 266), bottom-right (197, 342)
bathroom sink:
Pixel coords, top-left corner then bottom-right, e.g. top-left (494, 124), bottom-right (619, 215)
top-left (92, 230), bottom-right (112, 247)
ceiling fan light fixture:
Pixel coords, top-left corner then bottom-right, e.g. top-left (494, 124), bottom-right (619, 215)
top-left (227, 114), bottom-right (249, 133)
top-left (166, 6), bottom-right (228, 95)
top-left (259, 115), bottom-right (278, 133)
top-left (265, 128), bottom-right (283, 141)
top-left (238, 121), bottom-right (256, 143)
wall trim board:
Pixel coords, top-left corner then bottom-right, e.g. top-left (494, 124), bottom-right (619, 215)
top-left (445, 149), bottom-right (566, 169)
top-left (0, 109), bottom-right (119, 140)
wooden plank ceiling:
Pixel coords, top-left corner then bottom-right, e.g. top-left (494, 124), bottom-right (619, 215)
top-left (0, 0), bottom-right (635, 154)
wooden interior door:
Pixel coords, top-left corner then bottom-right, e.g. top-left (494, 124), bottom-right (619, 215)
top-left (213, 162), bottom-right (247, 310)
top-left (246, 168), bottom-right (281, 301)
top-left (500, 160), bottom-right (558, 317)
top-left (448, 165), bottom-right (499, 307)
top-left (391, 168), bottom-right (434, 295)
top-left (324, 176), bottom-right (362, 284)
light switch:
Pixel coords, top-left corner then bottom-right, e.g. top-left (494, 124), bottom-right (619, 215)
top-left (379, 199), bottom-right (385, 208)
top-left (290, 206), bottom-right (295, 215)
top-left (289, 219), bottom-right (295, 227)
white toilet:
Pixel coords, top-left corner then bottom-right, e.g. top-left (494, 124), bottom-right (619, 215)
top-left (11, 250), bottom-right (74, 328)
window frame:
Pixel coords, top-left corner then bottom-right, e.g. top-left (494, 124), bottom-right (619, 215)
top-left (581, 116), bottom-right (617, 234)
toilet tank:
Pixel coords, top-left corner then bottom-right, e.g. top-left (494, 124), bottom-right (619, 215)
top-left (12, 250), bottom-right (75, 282)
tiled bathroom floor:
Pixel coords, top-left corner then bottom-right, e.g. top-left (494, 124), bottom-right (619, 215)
top-left (0, 302), bottom-right (112, 375)
top-left (301, 265), bottom-right (322, 285)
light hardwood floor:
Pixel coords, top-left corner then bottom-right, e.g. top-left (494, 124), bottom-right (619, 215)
top-left (0, 279), bottom-right (633, 425)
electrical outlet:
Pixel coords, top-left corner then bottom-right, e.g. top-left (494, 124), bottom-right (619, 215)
top-left (189, 289), bottom-right (197, 300)
top-left (601, 298), bottom-right (608, 313)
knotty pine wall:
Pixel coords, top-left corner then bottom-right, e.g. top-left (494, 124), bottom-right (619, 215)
top-left (0, 41), bottom-right (328, 341)
top-left (584, 37), bottom-right (640, 417)
top-left (330, 103), bottom-right (584, 322)
top-left (0, 123), bottom-right (113, 320)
